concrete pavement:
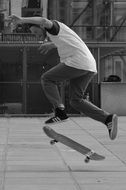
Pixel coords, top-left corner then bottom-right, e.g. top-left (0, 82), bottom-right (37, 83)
top-left (0, 116), bottom-right (126, 190)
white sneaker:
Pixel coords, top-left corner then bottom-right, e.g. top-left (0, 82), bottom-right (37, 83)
top-left (106, 114), bottom-right (118, 140)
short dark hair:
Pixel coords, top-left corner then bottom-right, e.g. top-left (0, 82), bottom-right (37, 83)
top-left (28, 23), bottom-right (40, 28)
top-left (29, 24), bottom-right (47, 38)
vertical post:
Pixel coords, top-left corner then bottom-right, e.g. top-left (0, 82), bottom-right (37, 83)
top-left (110, 0), bottom-right (114, 39)
top-left (41, 0), bottom-right (48, 17)
top-left (97, 47), bottom-right (100, 84)
top-left (91, 47), bottom-right (100, 106)
top-left (22, 47), bottom-right (27, 114)
top-left (9, 0), bottom-right (11, 15)
top-left (60, 82), bottom-right (65, 105)
top-left (92, 0), bottom-right (97, 40)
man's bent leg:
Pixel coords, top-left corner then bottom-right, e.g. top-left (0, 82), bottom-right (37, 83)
top-left (41, 63), bottom-right (90, 108)
top-left (69, 71), bottom-right (118, 139)
top-left (69, 71), bottom-right (109, 124)
top-left (41, 63), bottom-right (92, 124)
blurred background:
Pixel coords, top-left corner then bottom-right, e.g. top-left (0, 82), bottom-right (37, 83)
top-left (0, 0), bottom-right (126, 116)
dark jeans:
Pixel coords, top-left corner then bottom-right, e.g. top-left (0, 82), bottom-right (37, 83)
top-left (41, 62), bottom-right (109, 124)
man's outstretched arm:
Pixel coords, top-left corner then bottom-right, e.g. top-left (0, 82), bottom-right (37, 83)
top-left (8, 15), bottom-right (53, 29)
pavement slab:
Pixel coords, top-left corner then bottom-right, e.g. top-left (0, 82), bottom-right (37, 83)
top-left (0, 116), bottom-right (126, 190)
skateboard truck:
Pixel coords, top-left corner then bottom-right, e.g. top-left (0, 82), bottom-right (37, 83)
top-left (85, 150), bottom-right (95, 163)
top-left (50, 139), bottom-right (58, 145)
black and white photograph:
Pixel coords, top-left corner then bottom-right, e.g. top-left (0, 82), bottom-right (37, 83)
top-left (0, 0), bottom-right (126, 189)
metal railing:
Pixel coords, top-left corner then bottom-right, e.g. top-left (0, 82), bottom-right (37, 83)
top-left (0, 42), bottom-right (126, 115)
top-left (71, 26), bottom-right (126, 42)
top-left (0, 33), bottom-right (41, 42)
top-left (1, 25), bottom-right (126, 43)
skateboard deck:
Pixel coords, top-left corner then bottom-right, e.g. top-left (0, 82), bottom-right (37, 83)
top-left (43, 126), bottom-right (105, 163)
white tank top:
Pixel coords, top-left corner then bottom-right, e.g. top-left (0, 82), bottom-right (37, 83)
top-left (47, 21), bottom-right (97, 73)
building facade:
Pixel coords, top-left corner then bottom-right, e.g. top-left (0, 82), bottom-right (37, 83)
top-left (1, 0), bottom-right (126, 42)
top-left (0, 0), bottom-right (126, 115)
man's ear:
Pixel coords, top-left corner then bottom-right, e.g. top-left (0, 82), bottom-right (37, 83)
top-left (40, 18), bottom-right (53, 29)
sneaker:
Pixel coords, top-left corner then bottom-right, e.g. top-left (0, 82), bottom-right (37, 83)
top-left (45, 107), bottom-right (69, 124)
top-left (105, 114), bottom-right (118, 140)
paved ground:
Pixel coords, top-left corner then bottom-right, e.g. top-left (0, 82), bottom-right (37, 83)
top-left (0, 116), bottom-right (126, 190)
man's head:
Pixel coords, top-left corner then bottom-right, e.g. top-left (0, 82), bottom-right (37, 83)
top-left (29, 24), bottom-right (47, 40)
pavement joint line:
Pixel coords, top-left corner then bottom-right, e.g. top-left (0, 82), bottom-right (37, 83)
top-left (70, 117), bottom-right (126, 167)
top-left (102, 145), bottom-right (126, 166)
top-left (1, 117), bottom-right (126, 189)
top-left (1, 118), bottom-right (10, 190)
top-left (51, 140), bottom-right (82, 190)
top-left (70, 117), bottom-right (107, 146)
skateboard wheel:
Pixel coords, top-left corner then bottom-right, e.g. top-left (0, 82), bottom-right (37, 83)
top-left (85, 157), bottom-right (90, 163)
top-left (50, 140), bottom-right (58, 145)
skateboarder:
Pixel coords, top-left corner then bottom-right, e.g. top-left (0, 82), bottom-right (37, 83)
top-left (9, 15), bottom-right (118, 140)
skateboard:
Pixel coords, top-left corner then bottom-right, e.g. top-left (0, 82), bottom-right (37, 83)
top-left (43, 126), bottom-right (105, 163)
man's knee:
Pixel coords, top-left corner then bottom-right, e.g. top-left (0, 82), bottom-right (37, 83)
top-left (41, 72), bottom-right (47, 81)
top-left (41, 72), bottom-right (51, 84)
top-left (41, 73), bottom-right (46, 87)
top-left (41, 72), bottom-right (56, 87)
